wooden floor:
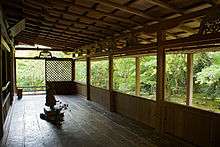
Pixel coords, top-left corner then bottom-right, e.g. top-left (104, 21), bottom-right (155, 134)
top-left (1, 95), bottom-right (192, 147)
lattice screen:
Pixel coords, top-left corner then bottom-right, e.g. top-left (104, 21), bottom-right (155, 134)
top-left (45, 59), bottom-right (73, 82)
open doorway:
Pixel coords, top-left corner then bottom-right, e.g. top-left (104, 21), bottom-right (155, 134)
top-left (16, 59), bottom-right (46, 95)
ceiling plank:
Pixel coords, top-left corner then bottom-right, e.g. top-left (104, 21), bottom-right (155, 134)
top-left (91, 0), bottom-right (157, 20)
top-left (143, 0), bottom-right (183, 13)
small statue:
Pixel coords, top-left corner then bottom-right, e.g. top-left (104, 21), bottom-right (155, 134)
top-left (45, 88), bottom-right (56, 109)
top-left (40, 87), bottom-right (68, 126)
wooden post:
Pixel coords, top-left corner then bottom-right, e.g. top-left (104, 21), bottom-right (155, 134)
top-left (156, 31), bottom-right (166, 133)
top-left (86, 56), bottom-right (91, 100)
top-left (0, 35), bottom-right (4, 138)
top-left (109, 53), bottom-right (115, 111)
top-left (186, 53), bottom-right (193, 106)
top-left (10, 48), bottom-right (15, 104)
top-left (72, 54), bottom-right (75, 81)
top-left (135, 57), bottom-right (141, 96)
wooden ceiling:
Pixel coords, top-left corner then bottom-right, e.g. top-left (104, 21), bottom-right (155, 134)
top-left (3, 0), bottom-right (218, 51)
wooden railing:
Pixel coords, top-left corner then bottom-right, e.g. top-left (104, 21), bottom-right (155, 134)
top-left (1, 81), bottom-right (11, 107)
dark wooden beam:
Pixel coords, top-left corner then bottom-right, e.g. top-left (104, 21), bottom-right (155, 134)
top-left (15, 47), bottom-right (74, 52)
top-left (0, 28), bottom-right (4, 140)
top-left (156, 31), bottom-right (166, 133)
top-left (91, 0), bottom-right (156, 20)
top-left (135, 57), bottom-right (141, 96)
top-left (186, 53), bottom-right (193, 106)
top-left (108, 53), bottom-right (114, 112)
top-left (86, 56), bottom-right (91, 100)
top-left (143, 0), bottom-right (183, 13)
top-left (70, 4), bottom-right (139, 25)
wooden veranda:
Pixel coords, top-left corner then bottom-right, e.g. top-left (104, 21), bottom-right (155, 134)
top-left (1, 0), bottom-right (220, 146)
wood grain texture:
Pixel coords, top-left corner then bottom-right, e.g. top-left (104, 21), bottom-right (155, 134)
top-left (1, 95), bottom-right (192, 147)
top-left (163, 102), bottom-right (220, 147)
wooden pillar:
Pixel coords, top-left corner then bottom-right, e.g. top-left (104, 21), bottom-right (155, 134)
top-left (72, 54), bottom-right (75, 81)
top-left (86, 56), bottom-right (91, 100)
top-left (186, 53), bottom-right (193, 106)
top-left (108, 53), bottom-right (115, 112)
top-left (135, 57), bottom-right (141, 96)
top-left (10, 48), bottom-right (15, 104)
top-left (0, 35), bottom-right (4, 138)
top-left (156, 31), bottom-right (166, 133)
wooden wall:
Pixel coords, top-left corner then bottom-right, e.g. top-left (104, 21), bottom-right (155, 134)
top-left (73, 82), bottom-right (220, 146)
top-left (0, 4), bottom-right (14, 139)
top-left (90, 86), bottom-right (110, 109)
top-left (163, 102), bottom-right (220, 147)
top-left (46, 81), bottom-right (76, 95)
top-left (74, 82), bottom-right (87, 97)
top-left (114, 92), bottom-right (156, 128)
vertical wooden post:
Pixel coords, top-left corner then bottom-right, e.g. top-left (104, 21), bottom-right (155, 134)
top-left (109, 53), bottom-right (115, 112)
top-left (14, 57), bottom-right (17, 94)
top-left (72, 54), bottom-right (75, 81)
top-left (0, 34), bottom-right (4, 138)
top-left (10, 48), bottom-right (15, 104)
top-left (86, 56), bottom-right (91, 100)
top-left (156, 31), bottom-right (166, 133)
top-left (186, 53), bottom-right (193, 106)
top-left (135, 57), bottom-right (141, 96)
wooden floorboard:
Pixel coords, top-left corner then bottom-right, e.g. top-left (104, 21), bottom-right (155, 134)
top-left (1, 95), bottom-right (194, 147)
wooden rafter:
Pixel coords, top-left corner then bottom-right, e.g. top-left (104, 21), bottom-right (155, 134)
top-left (91, 0), bottom-right (157, 20)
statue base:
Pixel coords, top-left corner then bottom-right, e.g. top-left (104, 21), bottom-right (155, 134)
top-left (40, 107), bottom-right (64, 126)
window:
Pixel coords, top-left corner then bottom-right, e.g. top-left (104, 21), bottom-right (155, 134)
top-left (165, 54), bottom-right (187, 104)
top-left (75, 60), bottom-right (86, 83)
top-left (113, 57), bottom-right (135, 95)
top-left (16, 59), bottom-right (45, 92)
top-left (140, 56), bottom-right (157, 100)
top-left (193, 52), bottom-right (220, 112)
top-left (91, 60), bottom-right (109, 89)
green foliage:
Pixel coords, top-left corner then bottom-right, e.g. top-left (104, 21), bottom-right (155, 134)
top-left (113, 58), bottom-right (135, 95)
top-left (166, 54), bottom-right (187, 102)
top-left (75, 61), bottom-right (86, 83)
top-left (91, 60), bottom-right (109, 89)
top-left (140, 56), bottom-right (157, 100)
top-left (16, 59), bottom-right (45, 91)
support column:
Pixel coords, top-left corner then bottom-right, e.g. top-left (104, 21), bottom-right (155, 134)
top-left (156, 31), bottom-right (166, 133)
top-left (86, 56), bottom-right (91, 100)
top-left (186, 53), bottom-right (193, 106)
top-left (108, 53), bottom-right (115, 112)
top-left (0, 34), bottom-right (3, 138)
top-left (135, 57), bottom-right (141, 96)
top-left (72, 54), bottom-right (75, 81)
top-left (10, 48), bottom-right (15, 104)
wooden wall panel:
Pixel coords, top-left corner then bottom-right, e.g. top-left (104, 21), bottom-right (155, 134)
top-left (74, 82), bottom-right (87, 97)
top-left (114, 92), bottom-right (156, 128)
top-left (73, 81), bottom-right (220, 146)
top-left (46, 81), bottom-right (76, 95)
top-left (163, 102), bottom-right (220, 147)
top-left (90, 86), bottom-right (110, 109)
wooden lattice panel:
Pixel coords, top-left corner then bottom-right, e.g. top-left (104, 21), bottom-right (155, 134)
top-left (45, 59), bottom-right (73, 82)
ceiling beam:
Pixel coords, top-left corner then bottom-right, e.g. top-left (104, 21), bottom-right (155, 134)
top-left (70, 4), bottom-right (139, 25)
top-left (91, 0), bottom-right (157, 20)
top-left (23, 1), bottom-right (125, 30)
top-left (22, 9), bottom-right (108, 37)
top-left (143, 0), bottom-right (183, 13)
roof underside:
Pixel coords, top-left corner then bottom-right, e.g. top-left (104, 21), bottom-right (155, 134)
top-left (3, 0), bottom-right (217, 50)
